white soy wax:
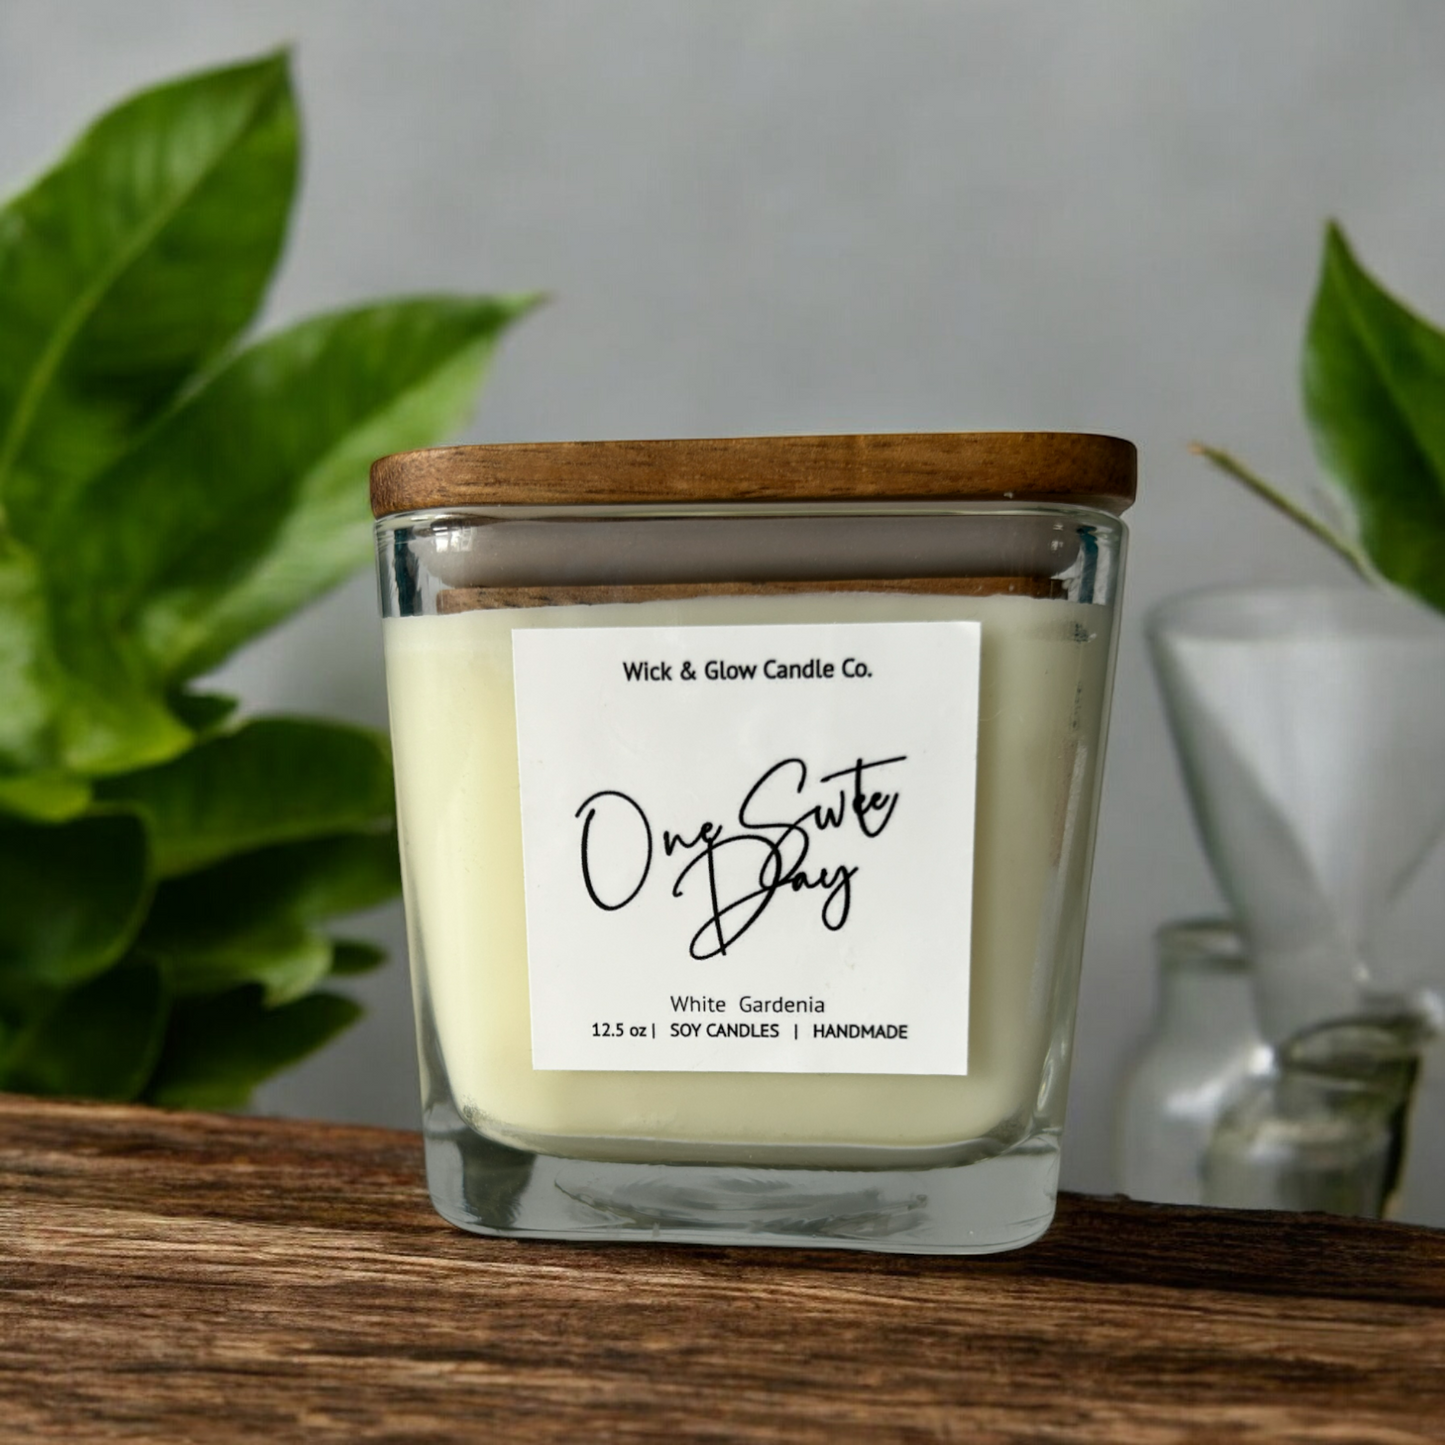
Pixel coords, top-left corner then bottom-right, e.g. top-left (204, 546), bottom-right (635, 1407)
top-left (385, 588), bottom-right (1112, 1167)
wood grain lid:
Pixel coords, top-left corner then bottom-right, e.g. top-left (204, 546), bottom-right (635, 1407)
top-left (370, 432), bottom-right (1136, 517)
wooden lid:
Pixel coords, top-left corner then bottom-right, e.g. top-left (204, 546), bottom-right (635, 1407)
top-left (370, 432), bottom-right (1136, 517)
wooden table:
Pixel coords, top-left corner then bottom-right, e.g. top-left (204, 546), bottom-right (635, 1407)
top-left (0, 1097), bottom-right (1441, 1442)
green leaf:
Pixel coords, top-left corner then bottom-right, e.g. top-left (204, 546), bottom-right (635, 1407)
top-left (166, 689), bottom-right (239, 737)
top-left (146, 986), bottom-right (361, 1109)
top-left (0, 771), bottom-right (91, 823)
top-left (1, 959), bottom-right (168, 1100)
top-left (137, 832), bottom-right (400, 999)
top-left (0, 539), bottom-right (59, 776)
top-left (1303, 223), bottom-right (1445, 611)
top-left (96, 717), bottom-right (394, 876)
top-left (0, 535), bottom-right (121, 805)
top-left (0, 812), bottom-right (150, 987)
top-left (0, 52), bottom-right (296, 532)
top-left (329, 938), bottom-right (388, 976)
top-left (19, 293), bottom-right (536, 772)
top-left (0, 53), bottom-right (297, 781)
top-left (157, 920), bottom-right (335, 1006)
top-left (76, 293), bottom-right (540, 682)
top-left (39, 594), bottom-right (195, 777)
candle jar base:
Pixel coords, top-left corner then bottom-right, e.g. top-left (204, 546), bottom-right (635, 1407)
top-left (409, 926), bottom-right (1072, 1253)
top-left (422, 1101), bottom-right (1061, 1254)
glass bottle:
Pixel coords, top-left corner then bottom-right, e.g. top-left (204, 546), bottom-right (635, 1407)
top-left (1116, 919), bottom-right (1265, 1206)
top-left (1202, 1011), bottom-right (1428, 1217)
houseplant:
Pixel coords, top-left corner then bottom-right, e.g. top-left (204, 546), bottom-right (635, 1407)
top-left (0, 53), bottom-right (535, 1106)
top-left (1196, 222), bottom-right (1445, 614)
top-left (1180, 221), bottom-right (1445, 1037)
top-left (1137, 224), bottom-right (1445, 1217)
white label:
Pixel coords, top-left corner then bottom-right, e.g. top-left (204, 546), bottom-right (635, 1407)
top-left (512, 620), bottom-right (980, 1074)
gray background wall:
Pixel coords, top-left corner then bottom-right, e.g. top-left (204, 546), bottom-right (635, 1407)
top-left (3, 1), bottom-right (1442, 1195)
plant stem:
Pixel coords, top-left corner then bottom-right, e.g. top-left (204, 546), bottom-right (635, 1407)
top-left (1190, 443), bottom-right (1373, 580)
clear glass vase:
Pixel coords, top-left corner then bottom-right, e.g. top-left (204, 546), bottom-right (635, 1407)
top-left (1147, 586), bottom-right (1445, 1043)
top-left (1202, 1012), bottom-right (1429, 1216)
top-left (1116, 919), bottom-right (1266, 1205)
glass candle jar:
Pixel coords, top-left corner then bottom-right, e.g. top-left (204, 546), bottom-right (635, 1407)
top-left (373, 433), bottom-right (1134, 1253)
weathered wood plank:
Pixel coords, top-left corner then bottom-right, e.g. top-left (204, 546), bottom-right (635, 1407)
top-left (0, 1097), bottom-right (1441, 1443)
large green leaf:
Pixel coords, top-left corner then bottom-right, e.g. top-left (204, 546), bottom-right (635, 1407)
top-left (1, 490), bottom-right (191, 790)
top-left (0, 52), bottom-right (296, 533)
top-left (94, 293), bottom-right (539, 681)
top-left (157, 920), bottom-right (335, 1006)
top-left (146, 986), bottom-right (361, 1109)
top-left (97, 717), bottom-right (394, 877)
top-left (23, 296), bottom-right (535, 760)
top-left (1, 959), bottom-right (168, 1100)
top-left (0, 537), bottom-right (132, 814)
top-left (38, 592), bottom-right (194, 778)
top-left (1303, 224), bottom-right (1445, 611)
top-left (0, 539), bottom-right (65, 791)
top-left (0, 771), bottom-right (91, 823)
top-left (138, 832), bottom-right (399, 1000)
top-left (0, 53), bottom-right (297, 783)
top-left (0, 812), bottom-right (150, 988)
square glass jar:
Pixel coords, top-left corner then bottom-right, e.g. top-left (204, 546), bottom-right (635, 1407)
top-left (373, 433), bottom-right (1133, 1253)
